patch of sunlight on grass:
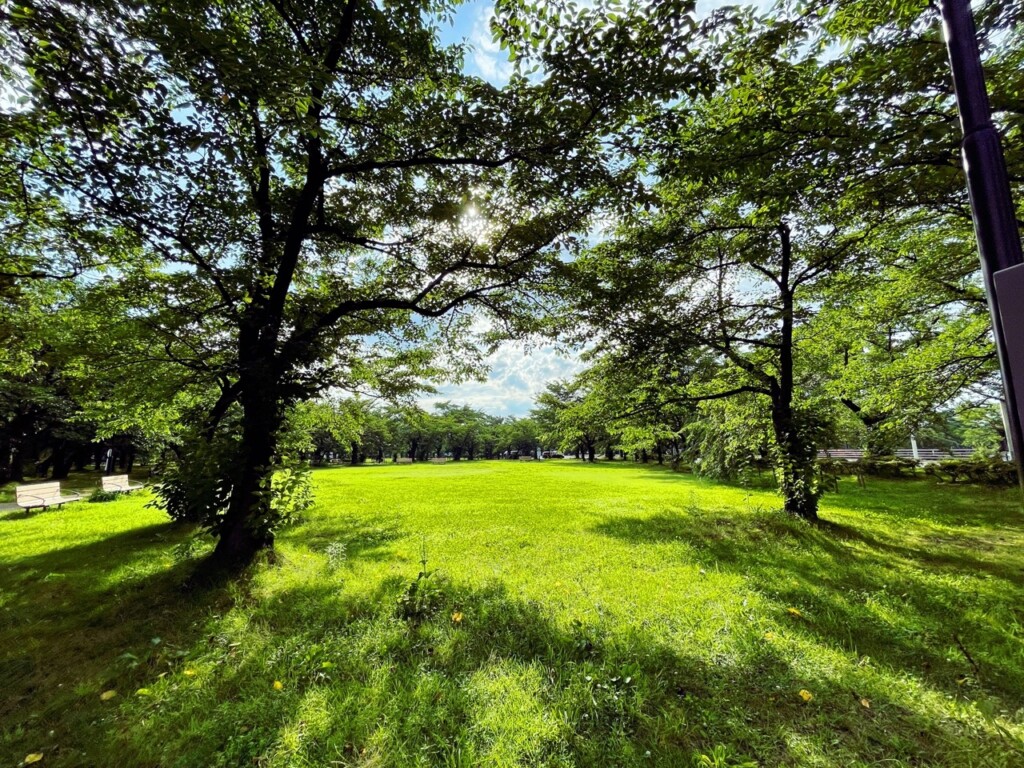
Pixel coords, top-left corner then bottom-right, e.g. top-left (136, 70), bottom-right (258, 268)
top-left (468, 661), bottom-right (566, 765)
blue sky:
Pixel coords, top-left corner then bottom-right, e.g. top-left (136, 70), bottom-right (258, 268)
top-left (418, 1), bottom-right (585, 417)
top-left (422, 0), bottom-right (768, 416)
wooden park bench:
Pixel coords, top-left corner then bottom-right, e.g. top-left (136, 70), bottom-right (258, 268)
top-left (429, 457), bottom-right (448, 464)
top-left (15, 481), bottom-right (82, 511)
top-left (101, 474), bottom-right (145, 494)
top-left (396, 457), bottom-right (414, 464)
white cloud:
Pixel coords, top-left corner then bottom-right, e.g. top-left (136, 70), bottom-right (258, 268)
top-left (469, 4), bottom-right (513, 84)
top-left (420, 340), bottom-right (584, 415)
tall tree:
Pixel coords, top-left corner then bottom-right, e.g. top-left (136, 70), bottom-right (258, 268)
top-left (4, 0), bottom-right (694, 570)
top-left (572, 15), bottom-right (887, 519)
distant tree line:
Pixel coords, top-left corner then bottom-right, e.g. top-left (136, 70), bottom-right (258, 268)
top-left (293, 400), bottom-right (542, 464)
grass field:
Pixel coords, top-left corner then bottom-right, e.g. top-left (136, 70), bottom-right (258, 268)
top-left (2, 461), bottom-right (1023, 767)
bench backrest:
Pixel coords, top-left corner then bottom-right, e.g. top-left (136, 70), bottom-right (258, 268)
top-left (396, 457), bottom-right (413, 464)
top-left (429, 457), bottom-right (448, 464)
top-left (16, 482), bottom-right (64, 503)
top-left (817, 449), bottom-right (863, 460)
top-left (101, 474), bottom-right (132, 491)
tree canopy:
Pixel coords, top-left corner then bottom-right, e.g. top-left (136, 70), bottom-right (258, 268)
top-left (1, 0), bottom-right (1020, 571)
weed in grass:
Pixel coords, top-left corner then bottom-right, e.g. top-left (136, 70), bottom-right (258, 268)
top-left (323, 541), bottom-right (348, 569)
top-left (692, 744), bottom-right (758, 768)
top-left (88, 489), bottom-right (121, 503)
top-left (396, 540), bottom-right (449, 623)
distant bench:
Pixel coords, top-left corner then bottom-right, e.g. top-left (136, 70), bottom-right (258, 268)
top-left (818, 448), bottom-right (978, 461)
top-left (429, 457), bottom-right (448, 464)
top-left (101, 474), bottom-right (145, 493)
top-left (518, 456), bottom-right (535, 461)
top-left (15, 482), bottom-right (82, 511)
top-left (396, 457), bottom-right (413, 464)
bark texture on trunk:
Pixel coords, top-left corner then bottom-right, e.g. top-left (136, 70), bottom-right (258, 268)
top-left (770, 221), bottom-right (818, 521)
top-left (207, 351), bottom-right (282, 571)
top-left (771, 405), bottom-right (819, 520)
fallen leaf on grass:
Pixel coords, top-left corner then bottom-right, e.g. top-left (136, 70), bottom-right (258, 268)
top-left (25, 754), bottom-right (44, 764)
top-left (798, 689), bottom-right (813, 702)
top-left (100, 690), bottom-right (117, 701)
top-left (786, 607), bottom-right (803, 618)
top-left (451, 611), bottom-right (463, 624)
top-left (860, 698), bottom-right (871, 709)
top-left (273, 680), bottom-right (284, 691)
top-left (136, 688), bottom-right (152, 696)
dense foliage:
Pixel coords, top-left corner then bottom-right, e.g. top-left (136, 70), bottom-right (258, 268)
top-left (2, 0), bottom-right (1022, 568)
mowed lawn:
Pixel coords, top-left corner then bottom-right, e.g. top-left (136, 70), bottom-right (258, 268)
top-left (2, 462), bottom-right (1024, 767)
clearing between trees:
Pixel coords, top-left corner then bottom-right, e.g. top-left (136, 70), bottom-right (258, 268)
top-left (2, 461), bottom-right (1023, 767)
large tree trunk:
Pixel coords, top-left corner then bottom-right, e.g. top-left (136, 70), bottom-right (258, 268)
top-left (770, 404), bottom-right (819, 520)
top-left (0, 434), bottom-right (10, 483)
top-left (51, 441), bottom-right (70, 480)
top-left (73, 445), bottom-right (90, 472)
top-left (9, 443), bottom-right (25, 482)
top-left (771, 222), bottom-right (818, 521)
top-left (207, 357), bottom-right (282, 572)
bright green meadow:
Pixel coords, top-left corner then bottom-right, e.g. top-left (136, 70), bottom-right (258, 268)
top-left (2, 461), bottom-right (1023, 767)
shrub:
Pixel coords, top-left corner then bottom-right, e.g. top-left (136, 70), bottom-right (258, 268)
top-left (857, 456), bottom-right (917, 477)
top-left (923, 458), bottom-right (1018, 486)
top-left (152, 430), bottom-right (313, 529)
top-left (88, 489), bottom-right (121, 503)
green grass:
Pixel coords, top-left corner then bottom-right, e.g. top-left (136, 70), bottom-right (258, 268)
top-left (2, 461), bottom-right (1023, 767)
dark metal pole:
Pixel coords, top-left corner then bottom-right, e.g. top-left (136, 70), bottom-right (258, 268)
top-left (937, 0), bottom-right (1024, 494)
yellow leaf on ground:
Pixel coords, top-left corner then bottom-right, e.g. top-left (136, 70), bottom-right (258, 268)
top-left (136, 688), bottom-right (153, 696)
top-left (860, 698), bottom-right (871, 709)
top-left (799, 689), bottom-right (813, 702)
top-left (183, 669), bottom-right (197, 677)
top-left (451, 611), bottom-right (463, 623)
top-left (25, 754), bottom-right (44, 764)
top-left (273, 680), bottom-right (284, 691)
top-left (764, 631), bottom-right (776, 640)
top-left (786, 607), bottom-right (803, 618)
top-left (100, 690), bottom-right (117, 701)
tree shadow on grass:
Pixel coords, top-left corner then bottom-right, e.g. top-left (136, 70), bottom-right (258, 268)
top-left (109, 573), bottom-right (1024, 768)
top-left (592, 509), bottom-right (1024, 716)
top-left (0, 524), bottom-right (218, 759)
top-left (610, 462), bottom-right (1023, 530)
top-left (282, 512), bottom-right (408, 564)
top-left (0, 511), bottom-right (417, 767)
